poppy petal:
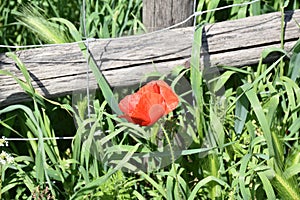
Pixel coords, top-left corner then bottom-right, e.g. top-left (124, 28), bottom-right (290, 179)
top-left (118, 80), bottom-right (179, 126)
top-left (151, 80), bottom-right (179, 114)
top-left (148, 104), bottom-right (165, 126)
top-left (119, 92), bottom-right (141, 114)
top-left (159, 87), bottom-right (179, 114)
top-left (137, 80), bottom-right (160, 94)
top-left (130, 92), bottom-right (165, 126)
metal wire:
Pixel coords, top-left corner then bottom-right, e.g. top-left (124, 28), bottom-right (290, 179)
top-left (5, 137), bottom-right (74, 141)
top-left (0, 0), bottom-right (260, 50)
top-left (82, 0), bottom-right (92, 123)
top-left (1, 0), bottom-right (260, 142)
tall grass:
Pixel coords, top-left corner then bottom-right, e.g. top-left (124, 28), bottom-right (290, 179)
top-left (196, 0), bottom-right (300, 23)
top-left (0, 0), bottom-right (144, 52)
top-left (0, 0), bottom-right (300, 199)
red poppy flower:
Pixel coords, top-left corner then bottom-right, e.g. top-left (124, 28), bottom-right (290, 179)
top-left (118, 80), bottom-right (179, 126)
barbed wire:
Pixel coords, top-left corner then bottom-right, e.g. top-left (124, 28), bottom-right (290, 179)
top-left (1, 0), bottom-right (260, 142)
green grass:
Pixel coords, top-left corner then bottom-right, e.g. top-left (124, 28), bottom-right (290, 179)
top-left (0, 0), bottom-right (300, 199)
top-left (0, 0), bottom-right (144, 52)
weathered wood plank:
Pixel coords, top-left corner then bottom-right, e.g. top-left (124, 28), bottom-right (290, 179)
top-left (143, 0), bottom-right (194, 32)
top-left (0, 10), bottom-right (300, 106)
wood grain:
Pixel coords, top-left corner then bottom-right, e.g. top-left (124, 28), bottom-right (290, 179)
top-left (0, 10), bottom-right (299, 106)
top-left (143, 0), bottom-right (194, 32)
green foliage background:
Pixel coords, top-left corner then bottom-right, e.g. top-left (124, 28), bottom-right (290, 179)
top-left (0, 0), bottom-right (144, 52)
top-left (0, 0), bottom-right (300, 199)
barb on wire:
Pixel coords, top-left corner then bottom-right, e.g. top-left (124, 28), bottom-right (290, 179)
top-left (0, 0), bottom-right (260, 50)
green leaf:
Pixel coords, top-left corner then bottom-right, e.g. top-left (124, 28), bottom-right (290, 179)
top-left (205, 0), bottom-right (220, 22)
top-left (71, 143), bottom-right (140, 199)
top-left (139, 171), bottom-right (167, 199)
top-left (239, 154), bottom-right (252, 200)
top-left (251, 1), bottom-right (261, 16)
top-left (284, 163), bottom-right (300, 179)
top-left (210, 108), bottom-right (225, 147)
top-left (282, 77), bottom-right (298, 121)
top-left (1, 53), bottom-right (44, 106)
top-left (190, 24), bottom-right (205, 141)
top-left (214, 71), bottom-right (235, 93)
top-left (235, 88), bottom-right (249, 135)
top-left (188, 176), bottom-right (229, 200)
top-left (264, 93), bottom-right (279, 125)
top-left (289, 52), bottom-right (300, 81)
top-left (242, 85), bottom-right (274, 157)
top-left (287, 116), bottom-right (300, 136)
top-left (257, 171), bottom-right (276, 200)
top-left (260, 47), bottom-right (288, 60)
top-left (52, 17), bottom-right (121, 115)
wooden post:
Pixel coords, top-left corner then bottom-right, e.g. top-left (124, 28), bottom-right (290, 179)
top-left (143, 0), bottom-right (194, 32)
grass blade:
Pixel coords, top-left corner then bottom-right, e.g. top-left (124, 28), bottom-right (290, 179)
top-left (190, 25), bottom-right (205, 142)
top-left (188, 176), bottom-right (228, 200)
top-left (52, 17), bottom-right (122, 115)
top-left (242, 85), bottom-right (274, 157)
top-left (257, 171), bottom-right (276, 200)
top-left (235, 88), bottom-right (249, 135)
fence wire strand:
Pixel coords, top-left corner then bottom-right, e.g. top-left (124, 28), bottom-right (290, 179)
top-left (0, 0), bottom-right (260, 50)
top-left (82, 0), bottom-right (92, 123)
top-left (1, 0), bottom-right (260, 142)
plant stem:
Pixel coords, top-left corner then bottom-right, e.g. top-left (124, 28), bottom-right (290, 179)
top-left (162, 126), bottom-right (182, 199)
top-left (162, 126), bottom-right (175, 164)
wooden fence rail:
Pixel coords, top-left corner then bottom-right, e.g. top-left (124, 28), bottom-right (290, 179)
top-left (0, 10), bottom-right (300, 106)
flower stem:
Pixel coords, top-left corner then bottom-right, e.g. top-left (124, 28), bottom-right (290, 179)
top-left (161, 126), bottom-right (182, 198)
top-left (161, 126), bottom-right (175, 164)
